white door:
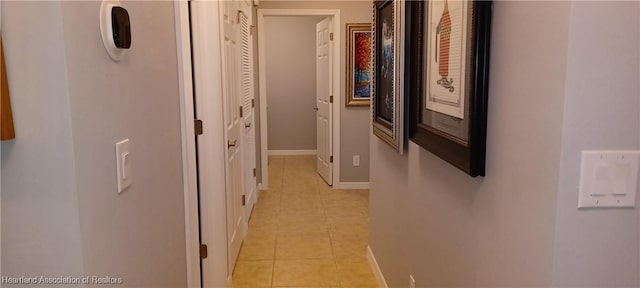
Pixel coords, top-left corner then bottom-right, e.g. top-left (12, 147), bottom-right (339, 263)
top-left (239, 6), bottom-right (257, 222)
top-left (220, 0), bottom-right (244, 273)
top-left (316, 17), bottom-right (333, 185)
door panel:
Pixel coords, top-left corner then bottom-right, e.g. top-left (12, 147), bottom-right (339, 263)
top-left (220, 0), bottom-right (244, 273)
top-left (316, 17), bottom-right (333, 185)
top-left (239, 9), bottom-right (257, 221)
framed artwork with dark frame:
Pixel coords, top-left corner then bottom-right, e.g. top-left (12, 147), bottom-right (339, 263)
top-left (406, 0), bottom-right (492, 176)
top-left (346, 23), bottom-right (372, 107)
top-left (372, 0), bottom-right (405, 153)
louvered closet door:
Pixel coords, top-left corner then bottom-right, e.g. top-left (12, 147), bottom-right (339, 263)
top-left (239, 9), bottom-right (257, 222)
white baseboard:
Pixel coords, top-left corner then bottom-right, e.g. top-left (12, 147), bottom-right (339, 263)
top-left (367, 246), bottom-right (389, 288)
top-left (226, 274), bottom-right (232, 288)
top-left (268, 149), bottom-right (317, 156)
top-left (257, 183), bottom-right (264, 191)
top-left (246, 186), bottom-right (256, 215)
top-left (335, 182), bottom-right (370, 189)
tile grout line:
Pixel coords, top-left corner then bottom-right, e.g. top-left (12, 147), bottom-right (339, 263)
top-left (315, 168), bottom-right (343, 288)
top-left (270, 156), bottom-right (286, 288)
top-left (323, 185), bottom-right (342, 288)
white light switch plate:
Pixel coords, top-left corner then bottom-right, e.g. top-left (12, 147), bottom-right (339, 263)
top-left (353, 155), bottom-right (360, 167)
top-left (578, 150), bottom-right (639, 208)
top-left (116, 139), bottom-right (132, 193)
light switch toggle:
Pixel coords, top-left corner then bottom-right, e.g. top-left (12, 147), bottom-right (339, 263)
top-left (121, 152), bottom-right (129, 180)
top-left (612, 162), bottom-right (630, 196)
top-left (116, 139), bottom-right (132, 193)
top-left (591, 163), bottom-right (610, 196)
top-left (578, 151), bottom-right (639, 208)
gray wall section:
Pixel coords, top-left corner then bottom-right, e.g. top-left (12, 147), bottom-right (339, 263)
top-left (551, 1), bottom-right (640, 286)
top-left (258, 0), bottom-right (371, 182)
top-left (369, 1), bottom-right (571, 286)
top-left (2, 1), bottom-right (187, 286)
top-left (370, 1), bottom-right (640, 287)
top-left (265, 16), bottom-right (319, 151)
top-left (1, 1), bottom-right (85, 279)
top-left (61, 1), bottom-right (187, 287)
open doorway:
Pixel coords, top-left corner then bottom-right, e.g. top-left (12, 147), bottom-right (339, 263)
top-left (261, 15), bottom-right (324, 157)
top-left (258, 9), bottom-right (341, 189)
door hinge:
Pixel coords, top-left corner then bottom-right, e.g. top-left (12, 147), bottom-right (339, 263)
top-left (330, 156), bottom-right (333, 163)
top-left (194, 119), bottom-right (203, 136)
top-left (199, 244), bottom-right (208, 259)
top-left (240, 106), bottom-right (244, 117)
top-left (329, 96), bottom-right (333, 103)
top-left (330, 32), bottom-right (334, 41)
top-left (253, 168), bottom-right (256, 177)
top-left (251, 99), bottom-right (255, 108)
top-left (242, 195), bottom-right (246, 206)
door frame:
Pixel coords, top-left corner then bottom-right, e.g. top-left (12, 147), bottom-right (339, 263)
top-left (174, 2), bottom-right (201, 288)
top-left (257, 9), bottom-right (341, 189)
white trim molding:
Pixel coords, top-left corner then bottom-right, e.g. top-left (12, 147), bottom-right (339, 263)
top-left (174, 2), bottom-right (201, 288)
top-left (257, 9), bottom-right (341, 190)
top-left (268, 149), bottom-right (317, 156)
top-left (367, 246), bottom-right (389, 288)
top-left (335, 182), bottom-right (370, 189)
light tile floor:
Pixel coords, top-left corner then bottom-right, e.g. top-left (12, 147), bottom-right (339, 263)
top-left (231, 155), bottom-right (377, 288)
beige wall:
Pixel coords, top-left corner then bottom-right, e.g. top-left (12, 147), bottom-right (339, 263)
top-left (2, 1), bottom-right (187, 286)
top-left (265, 16), bottom-right (320, 151)
top-left (369, 1), bottom-right (570, 286)
top-left (370, 1), bottom-right (640, 287)
top-left (258, 0), bottom-right (372, 182)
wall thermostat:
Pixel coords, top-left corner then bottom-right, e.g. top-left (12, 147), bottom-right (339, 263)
top-left (100, 0), bottom-right (131, 61)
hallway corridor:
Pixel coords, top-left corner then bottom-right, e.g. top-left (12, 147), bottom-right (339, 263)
top-left (231, 155), bottom-right (377, 287)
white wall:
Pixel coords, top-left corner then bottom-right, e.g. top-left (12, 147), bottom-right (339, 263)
top-left (370, 1), bottom-right (571, 286)
top-left (265, 16), bottom-right (320, 151)
top-left (258, 0), bottom-right (372, 182)
top-left (551, 1), bottom-right (640, 286)
top-left (1, 1), bottom-right (187, 286)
